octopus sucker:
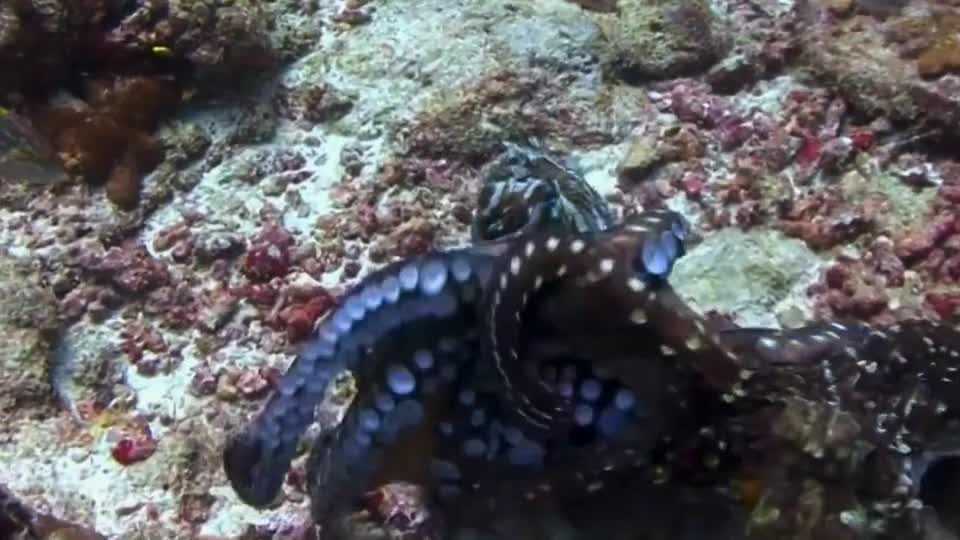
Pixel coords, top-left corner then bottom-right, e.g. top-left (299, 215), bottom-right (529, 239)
top-left (305, 357), bottom-right (454, 526)
top-left (223, 249), bottom-right (494, 508)
top-left (478, 208), bottom-right (692, 440)
top-left (427, 357), bottom-right (668, 530)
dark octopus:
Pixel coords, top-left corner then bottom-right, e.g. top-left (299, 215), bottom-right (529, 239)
top-left (223, 145), bottom-right (960, 539)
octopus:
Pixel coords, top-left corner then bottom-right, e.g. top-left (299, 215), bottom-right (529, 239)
top-left (223, 144), bottom-right (960, 540)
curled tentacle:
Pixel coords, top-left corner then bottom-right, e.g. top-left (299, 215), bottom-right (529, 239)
top-left (706, 319), bottom-right (960, 536)
top-left (478, 207), bottom-right (692, 439)
top-left (224, 248), bottom-right (497, 507)
top-left (715, 320), bottom-right (960, 458)
top-left (425, 350), bottom-right (685, 531)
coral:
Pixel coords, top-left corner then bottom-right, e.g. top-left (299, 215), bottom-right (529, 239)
top-left (593, 0), bottom-right (728, 81)
top-left (0, 0), bottom-right (308, 209)
top-left (8, 77), bottom-right (180, 209)
top-left (0, 0), bottom-right (284, 103)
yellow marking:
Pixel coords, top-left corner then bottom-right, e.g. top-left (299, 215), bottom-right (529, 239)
top-left (151, 45), bottom-right (172, 56)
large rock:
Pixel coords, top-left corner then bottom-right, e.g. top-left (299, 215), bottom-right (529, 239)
top-left (594, 0), bottom-right (728, 81)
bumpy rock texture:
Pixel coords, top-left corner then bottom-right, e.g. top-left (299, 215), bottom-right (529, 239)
top-left (594, 0), bottom-right (728, 81)
top-left (0, 253), bottom-right (61, 419)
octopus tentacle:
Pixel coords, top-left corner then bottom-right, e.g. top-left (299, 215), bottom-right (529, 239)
top-left (478, 207), bottom-right (692, 438)
top-left (224, 248), bottom-right (496, 507)
top-left (700, 319), bottom-right (960, 537)
top-left (716, 319), bottom-right (960, 458)
top-left (305, 334), bottom-right (460, 526)
top-left (426, 352), bottom-right (670, 531)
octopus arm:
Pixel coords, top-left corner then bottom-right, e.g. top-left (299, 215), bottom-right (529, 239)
top-left (223, 249), bottom-right (495, 508)
top-left (478, 207), bottom-right (692, 440)
top-left (426, 350), bottom-right (673, 531)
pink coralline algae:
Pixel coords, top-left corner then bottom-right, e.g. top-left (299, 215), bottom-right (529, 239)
top-left (119, 319), bottom-right (170, 375)
top-left (76, 241), bottom-right (171, 295)
top-left (277, 294), bottom-right (334, 342)
top-left (110, 419), bottom-right (158, 466)
top-left (809, 256), bottom-right (893, 322)
top-left (242, 225), bottom-right (295, 282)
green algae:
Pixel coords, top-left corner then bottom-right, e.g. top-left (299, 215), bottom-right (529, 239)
top-left (672, 227), bottom-right (823, 327)
top-left (840, 168), bottom-right (936, 232)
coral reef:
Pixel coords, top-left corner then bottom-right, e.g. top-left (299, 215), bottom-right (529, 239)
top-left (0, 0), bottom-right (959, 537)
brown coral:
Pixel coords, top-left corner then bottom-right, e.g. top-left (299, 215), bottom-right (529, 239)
top-left (0, 0), bottom-right (287, 208)
top-left (26, 76), bottom-right (176, 209)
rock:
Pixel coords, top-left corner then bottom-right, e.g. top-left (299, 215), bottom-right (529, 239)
top-left (671, 229), bottom-right (823, 328)
top-left (594, 0), bottom-right (727, 81)
top-left (0, 253), bottom-right (61, 418)
top-left (799, 19), bottom-right (920, 123)
top-left (616, 134), bottom-right (661, 184)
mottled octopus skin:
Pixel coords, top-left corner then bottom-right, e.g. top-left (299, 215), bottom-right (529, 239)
top-left (472, 142), bottom-right (614, 242)
top-left (479, 207), bottom-right (695, 438)
top-left (223, 246), bottom-right (502, 508)
top-left (718, 320), bottom-right (960, 460)
top-left (300, 209), bottom-right (700, 529)
top-left (712, 319), bottom-right (960, 539)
